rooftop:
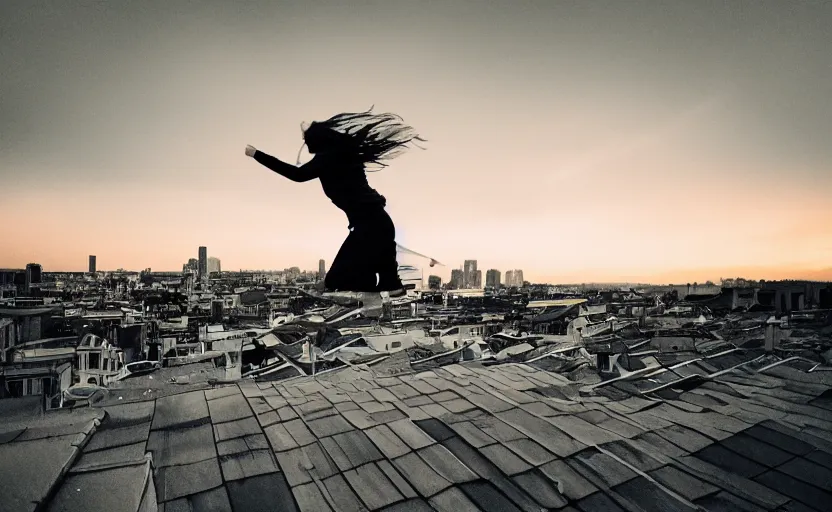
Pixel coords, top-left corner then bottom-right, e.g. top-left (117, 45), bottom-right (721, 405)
top-left (1, 352), bottom-right (830, 512)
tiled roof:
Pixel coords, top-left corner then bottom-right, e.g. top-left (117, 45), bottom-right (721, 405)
top-left (1, 359), bottom-right (831, 511)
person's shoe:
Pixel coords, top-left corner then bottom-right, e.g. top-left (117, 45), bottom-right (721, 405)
top-left (387, 287), bottom-right (407, 298)
top-left (321, 291), bottom-right (363, 306)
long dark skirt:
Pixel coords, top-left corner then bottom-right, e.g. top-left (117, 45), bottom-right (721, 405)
top-left (324, 208), bottom-right (404, 292)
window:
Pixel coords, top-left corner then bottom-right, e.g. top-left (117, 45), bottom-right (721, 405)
top-left (350, 339), bottom-right (368, 348)
top-left (391, 341), bottom-right (402, 349)
top-left (88, 352), bottom-right (101, 370)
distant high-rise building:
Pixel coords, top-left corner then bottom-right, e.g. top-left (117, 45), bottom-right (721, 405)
top-left (474, 270), bottom-right (482, 289)
top-left (428, 275), bottom-right (442, 290)
top-left (198, 246), bottom-right (207, 278)
top-left (89, 255), bottom-right (97, 273)
top-left (515, 269), bottom-right (525, 287)
top-left (318, 259), bottom-right (327, 280)
top-left (450, 269), bottom-right (464, 289)
top-left (207, 257), bottom-right (221, 275)
top-left (183, 258), bottom-right (199, 272)
top-left (485, 269), bottom-right (501, 289)
top-left (25, 263), bottom-right (42, 292)
top-left (504, 269), bottom-right (524, 288)
top-left (463, 260), bottom-right (478, 289)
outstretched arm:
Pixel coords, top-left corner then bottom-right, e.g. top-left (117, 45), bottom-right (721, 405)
top-left (246, 145), bottom-right (322, 183)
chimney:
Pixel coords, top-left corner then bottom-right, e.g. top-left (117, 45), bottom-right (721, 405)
top-left (764, 316), bottom-right (781, 352)
top-left (594, 343), bottom-right (615, 374)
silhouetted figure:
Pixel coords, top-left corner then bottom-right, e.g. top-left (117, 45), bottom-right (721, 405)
top-left (246, 108), bottom-right (425, 296)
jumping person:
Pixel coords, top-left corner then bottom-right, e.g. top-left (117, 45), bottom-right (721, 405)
top-left (245, 108), bottom-right (425, 304)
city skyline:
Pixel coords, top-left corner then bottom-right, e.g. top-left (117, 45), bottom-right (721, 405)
top-left (2, 2), bottom-right (831, 284)
top-left (2, 253), bottom-right (832, 287)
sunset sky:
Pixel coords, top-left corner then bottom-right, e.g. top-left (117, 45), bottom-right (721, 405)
top-left (2, 0), bottom-right (830, 284)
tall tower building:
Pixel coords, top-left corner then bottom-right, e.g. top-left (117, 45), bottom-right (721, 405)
top-left (318, 259), bottom-right (327, 280)
top-left (89, 255), bottom-right (97, 273)
top-left (184, 258), bottom-right (198, 272)
top-left (485, 269), bottom-right (501, 289)
top-left (207, 257), bottom-right (221, 275)
top-left (427, 275), bottom-right (442, 290)
top-left (514, 269), bottom-right (525, 287)
top-left (450, 269), bottom-right (464, 289)
top-left (198, 246), bottom-right (208, 279)
top-left (504, 269), bottom-right (525, 287)
top-left (463, 260), bottom-right (478, 289)
top-left (25, 263), bottom-right (42, 292)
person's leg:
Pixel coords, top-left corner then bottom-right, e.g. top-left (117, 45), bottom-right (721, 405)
top-left (324, 229), bottom-right (377, 292)
top-left (369, 210), bottom-right (405, 293)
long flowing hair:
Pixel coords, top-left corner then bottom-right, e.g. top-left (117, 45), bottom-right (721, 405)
top-left (300, 107), bottom-right (426, 170)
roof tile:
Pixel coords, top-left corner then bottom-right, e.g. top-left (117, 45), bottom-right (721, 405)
top-left (220, 449), bottom-right (280, 481)
top-left (387, 419), bottom-right (435, 450)
top-left (321, 474), bottom-right (365, 512)
top-left (369, 409), bottom-right (408, 424)
top-left (330, 429), bottom-right (384, 468)
top-left (417, 444), bottom-right (478, 483)
top-left (146, 423), bottom-right (217, 467)
top-left (613, 475), bottom-right (693, 512)
top-left (275, 448), bottom-right (314, 487)
top-left (428, 487), bottom-right (481, 512)
top-left (648, 465), bottom-right (722, 501)
top-left (369, 387), bottom-right (399, 402)
top-left (777, 457), bottom-right (832, 491)
top-left (392, 452), bottom-right (453, 496)
top-left (341, 408), bottom-right (377, 429)
top-left (512, 470), bottom-right (569, 509)
top-left (449, 421), bottom-right (497, 448)
top-left (497, 408), bottom-right (587, 457)
top-left (365, 424), bottom-right (411, 459)
top-left (539, 459), bottom-right (599, 501)
top-left (675, 455), bottom-right (790, 510)
top-left (264, 423), bottom-right (298, 452)
top-left (402, 395), bottom-right (434, 408)
top-left (601, 440), bottom-right (665, 472)
top-left (226, 472), bottom-right (298, 512)
top-left (458, 480), bottom-right (524, 512)
top-left (376, 459), bottom-right (419, 499)
top-left (694, 444), bottom-right (767, 478)
top-left (505, 438), bottom-right (557, 466)
top-left (479, 444), bottom-right (533, 476)
top-left (101, 401), bottom-right (156, 427)
top-left (155, 457), bottom-right (223, 502)
top-left (162, 485), bottom-right (232, 512)
top-left (283, 418), bottom-right (317, 446)
top-left (214, 416), bottom-right (261, 441)
top-left (344, 462), bottom-right (404, 510)
top-left (206, 393), bottom-right (253, 424)
top-left (571, 448), bottom-right (638, 487)
top-left (74, 442), bottom-right (147, 470)
top-left (291, 482), bottom-right (333, 511)
top-left (151, 391), bottom-right (209, 431)
top-left (388, 383), bottom-right (421, 400)
top-left (85, 422), bottom-right (150, 452)
top-left (300, 441), bottom-right (339, 480)
top-left (48, 460), bottom-right (151, 512)
top-left (360, 400), bottom-right (396, 414)
top-left (205, 385), bottom-right (240, 401)
top-left (754, 470), bottom-right (832, 512)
